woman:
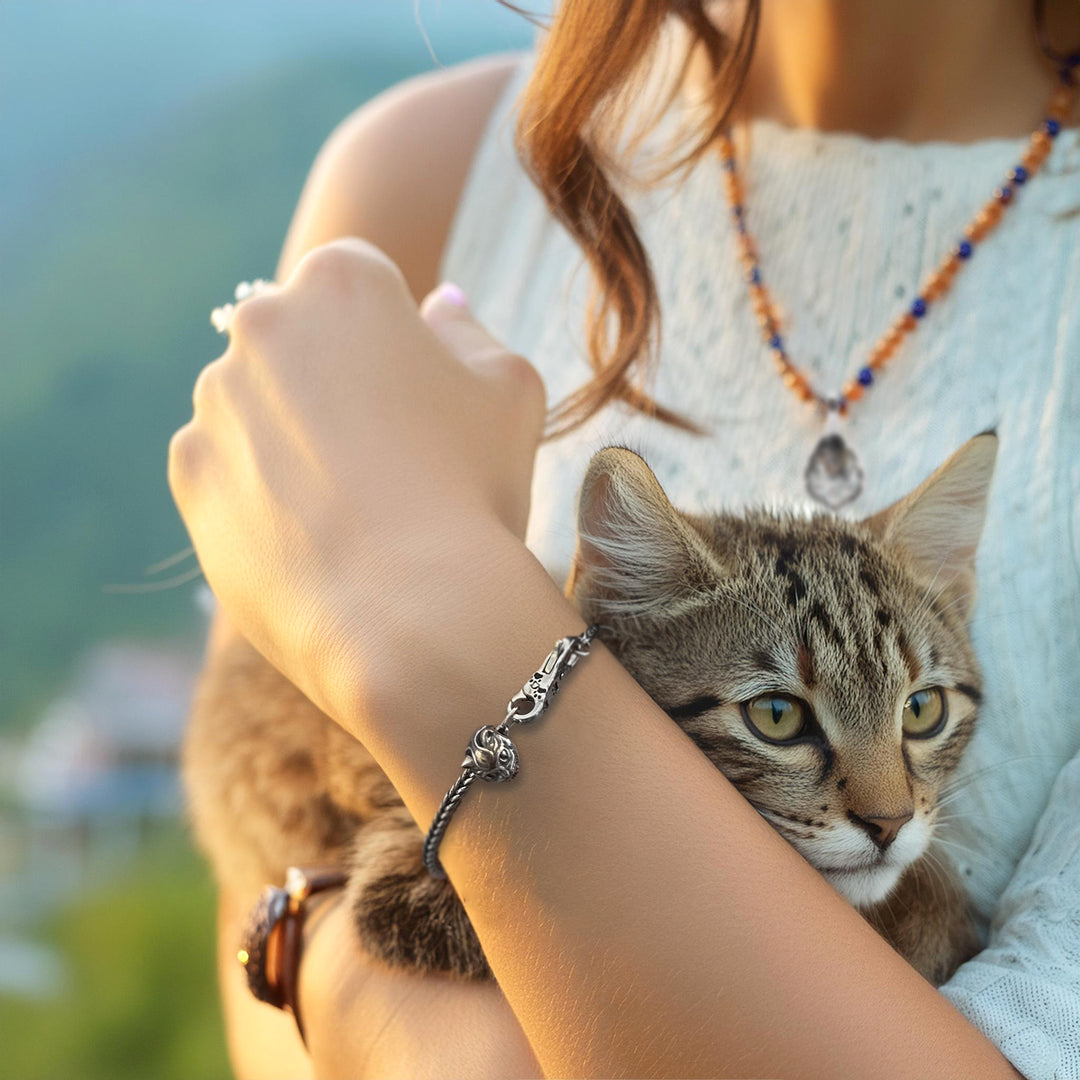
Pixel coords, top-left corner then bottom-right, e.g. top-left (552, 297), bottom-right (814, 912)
top-left (170, 1), bottom-right (1080, 1076)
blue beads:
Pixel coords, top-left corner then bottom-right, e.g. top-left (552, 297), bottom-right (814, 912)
top-left (1011, 165), bottom-right (1028, 185)
top-left (1045, 118), bottom-right (1061, 137)
top-left (748, 266), bottom-right (761, 285)
top-left (769, 333), bottom-right (783, 350)
top-left (722, 156), bottom-right (736, 172)
top-left (732, 204), bottom-right (744, 218)
top-left (958, 240), bottom-right (973, 259)
top-left (997, 185), bottom-right (1014, 204)
top-left (911, 297), bottom-right (928, 318)
top-left (857, 367), bottom-right (874, 387)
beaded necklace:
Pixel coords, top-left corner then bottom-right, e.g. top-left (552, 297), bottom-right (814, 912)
top-left (717, 59), bottom-right (1079, 509)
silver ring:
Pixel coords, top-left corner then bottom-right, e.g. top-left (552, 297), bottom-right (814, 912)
top-left (210, 278), bottom-right (274, 335)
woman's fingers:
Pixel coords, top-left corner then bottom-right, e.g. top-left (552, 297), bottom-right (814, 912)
top-left (417, 281), bottom-right (547, 539)
top-left (286, 235), bottom-right (411, 323)
top-left (169, 237), bottom-right (549, 732)
top-left (420, 282), bottom-right (547, 422)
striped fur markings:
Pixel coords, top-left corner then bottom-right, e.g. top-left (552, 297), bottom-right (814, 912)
top-left (566, 436), bottom-right (997, 983)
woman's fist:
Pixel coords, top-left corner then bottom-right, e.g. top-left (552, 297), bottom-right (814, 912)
top-left (168, 238), bottom-right (546, 736)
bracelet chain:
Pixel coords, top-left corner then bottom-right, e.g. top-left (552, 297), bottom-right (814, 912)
top-left (421, 623), bottom-right (606, 877)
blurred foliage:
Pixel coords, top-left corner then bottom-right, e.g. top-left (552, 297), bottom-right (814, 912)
top-left (1, 52), bottom-right (423, 729)
top-left (0, 827), bottom-right (229, 1080)
top-left (1, 49), bottom-right (418, 1079)
top-left (1, 8), bottom-right (533, 1076)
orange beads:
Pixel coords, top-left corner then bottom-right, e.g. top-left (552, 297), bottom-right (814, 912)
top-left (720, 70), bottom-right (1076, 418)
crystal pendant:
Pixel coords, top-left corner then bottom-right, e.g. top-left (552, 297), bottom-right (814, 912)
top-left (805, 417), bottom-right (864, 509)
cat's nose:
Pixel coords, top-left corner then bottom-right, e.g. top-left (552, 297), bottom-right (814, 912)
top-left (847, 810), bottom-right (913, 851)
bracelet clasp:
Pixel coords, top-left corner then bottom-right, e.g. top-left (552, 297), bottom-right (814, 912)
top-left (504, 628), bottom-right (600, 726)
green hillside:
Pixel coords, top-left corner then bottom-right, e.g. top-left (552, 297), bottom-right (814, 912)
top-left (1, 51), bottom-right (440, 727)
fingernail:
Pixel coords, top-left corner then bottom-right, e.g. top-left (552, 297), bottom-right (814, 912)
top-left (436, 281), bottom-right (469, 309)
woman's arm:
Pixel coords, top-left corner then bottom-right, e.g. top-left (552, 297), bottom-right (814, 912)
top-left (199, 53), bottom-right (521, 1078)
top-left (217, 885), bottom-right (313, 1080)
top-left (299, 892), bottom-right (541, 1080)
top-left (304, 526), bottom-right (1024, 1080)
top-left (274, 51), bottom-right (522, 293)
top-left (173, 235), bottom-right (1025, 1078)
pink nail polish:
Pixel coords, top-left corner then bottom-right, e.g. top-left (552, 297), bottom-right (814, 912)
top-left (438, 282), bottom-right (469, 309)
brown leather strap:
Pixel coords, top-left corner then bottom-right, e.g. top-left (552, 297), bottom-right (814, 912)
top-left (273, 865), bottom-right (348, 1048)
top-left (279, 900), bottom-right (307, 1042)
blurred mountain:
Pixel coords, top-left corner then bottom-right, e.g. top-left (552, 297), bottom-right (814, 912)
top-left (0, 11), bottom-right (538, 1077)
top-left (0, 30), bottom-right (532, 728)
top-left (0, 0), bottom-right (539, 234)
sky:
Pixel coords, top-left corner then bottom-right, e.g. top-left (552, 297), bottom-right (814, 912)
top-left (0, 0), bottom-right (540, 232)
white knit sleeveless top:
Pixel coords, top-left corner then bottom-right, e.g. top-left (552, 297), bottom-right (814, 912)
top-left (440, 40), bottom-right (1080, 1077)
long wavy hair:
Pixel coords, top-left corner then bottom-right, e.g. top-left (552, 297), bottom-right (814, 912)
top-left (502, 0), bottom-right (759, 439)
top-left (500, 0), bottom-right (1075, 441)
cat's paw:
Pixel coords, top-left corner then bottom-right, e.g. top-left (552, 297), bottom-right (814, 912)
top-left (347, 812), bottom-right (492, 980)
top-left (863, 849), bottom-right (980, 986)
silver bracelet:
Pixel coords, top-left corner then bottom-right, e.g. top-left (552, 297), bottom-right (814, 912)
top-left (421, 623), bottom-right (606, 878)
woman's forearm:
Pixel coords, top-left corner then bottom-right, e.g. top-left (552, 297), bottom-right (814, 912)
top-left (300, 895), bottom-right (542, 1080)
top-left (358, 529), bottom-right (1021, 1080)
top-left (168, 241), bottom-right (1017, 1076)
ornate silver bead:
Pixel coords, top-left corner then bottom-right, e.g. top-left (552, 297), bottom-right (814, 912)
top-left (423, 625), bottom-right (604, 876)
top-left (463, 725), bottom-right (519, 782)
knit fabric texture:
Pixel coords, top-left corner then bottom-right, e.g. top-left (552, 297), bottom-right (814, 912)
top-left (439, 35), bottom-right (1080, 1080)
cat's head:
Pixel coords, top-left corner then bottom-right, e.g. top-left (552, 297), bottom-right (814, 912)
top-left (566, 433), bottom-right (996, 909)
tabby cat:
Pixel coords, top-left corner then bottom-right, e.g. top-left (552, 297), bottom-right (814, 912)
top-left (183, 432), bottom-right (996, 987)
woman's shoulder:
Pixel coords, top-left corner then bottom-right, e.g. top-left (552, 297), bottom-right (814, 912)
top-left (275, 50), bottom-right (530, 299)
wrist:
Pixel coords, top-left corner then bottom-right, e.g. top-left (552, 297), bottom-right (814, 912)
top-left (353, 520), bottom-right (587, 824)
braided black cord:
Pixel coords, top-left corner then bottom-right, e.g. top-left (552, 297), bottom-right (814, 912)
top-left (421, 770), bottom-right (478, 878)
top-left (420, 624), bottom-right (606, 878)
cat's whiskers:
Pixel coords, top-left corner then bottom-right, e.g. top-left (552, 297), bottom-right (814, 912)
top-left (873, 878), bottom-right (901, 922)
top-left (963, 605), bottom-right (1052, 632)
top-left (929, 826), bottom-right (998, 871)
top-left (922, 584), bottom-right (976, 625)
top-left (934, 753), bottom-right (1061, 809)
top-left (102, 544), bottom-right (204, 594)
top-left (144, 545), bottom-right (196, 575)
top-left (920, 846), bottom-right (956, 911)
top-left (744, 798), bottom-right (816, 841)
top-left (911, 550), bottom-right (954, 625)
top-left (912, 561), bottom-right (966, 636)
top-left (928, 808), bottom-right (1002, 872)
top-left (914, 847), bottom-right (939, 910)
top-left (102, 565), bottom-right (205, 593)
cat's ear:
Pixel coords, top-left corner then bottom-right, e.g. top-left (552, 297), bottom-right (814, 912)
top-left (864, 432), bottom-right (997, 618)
top-left (566, 446), bottom-right (723, 619)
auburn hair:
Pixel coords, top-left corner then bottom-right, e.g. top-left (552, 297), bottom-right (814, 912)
top-left (498, 0), bottom-right (761, 439)
top-left (497, 1), bottom-right (1078, 440)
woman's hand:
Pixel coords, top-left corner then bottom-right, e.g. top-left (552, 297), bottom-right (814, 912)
top-left (168, 238), bottom-right (547, 739)
top-left (174, 239), bottom-right (1026, 1080)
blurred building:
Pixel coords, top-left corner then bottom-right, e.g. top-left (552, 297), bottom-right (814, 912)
top-left (2, 640), bottom-right (202, 923)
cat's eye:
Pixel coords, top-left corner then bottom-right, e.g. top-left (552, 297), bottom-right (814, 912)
top-left (902, 686), bottom-right (947, 738)
top-left (742, 695), bottom-right (808, 743)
